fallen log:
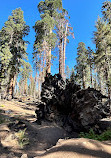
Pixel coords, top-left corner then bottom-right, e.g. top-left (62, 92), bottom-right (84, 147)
top-left (35, 74), bottom-right (110, 132)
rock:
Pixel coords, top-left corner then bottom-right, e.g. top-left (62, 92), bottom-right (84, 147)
top-left (21, 154), bottom-right (28, 158)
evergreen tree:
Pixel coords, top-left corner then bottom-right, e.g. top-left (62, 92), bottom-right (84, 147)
top-left (56, 9), bottom-right (74, 79)
top-left (65, 65), bottom-right (70, 79)
top-left (28, 75), bottom-right (36, 98)
top-left (94, 1), bottom-right (111, 98)
top-left (87, 47), bottom-right (94, 87)
top-left (19, 61), bottom-right (32, 95)
top-left (33, 0), bottom-right (62, 76)
top-left (75, 42), bottom-right (88, 88)
top-left (0, 8), bottom-right (30, 98)
top-left (70, 68), bottom-right (76, 83)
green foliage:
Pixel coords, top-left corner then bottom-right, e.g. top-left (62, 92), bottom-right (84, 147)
top-left (80, 128), bottom-right (111, 141)
top-left (28, 75), bottom-right (36, 96)
top-left (38, 0), bottom-right (62, 16)
top-left (93, 1), bottom-right (111, 96)
top-left (75, 1), bottom-right (111, 94)
top-left (75, 42), bottom-right (90, 88)
top-left (17, 128), bottom-right (29, 148)
top-left (19, 60), bottom-right (32, 80)
top-left (33, 0), bottom-right (64, 81)
top-left (18, 61), bottom-right (32, 95)
top-left (0, 8), bottom-right (30, 97)
top-left (102, 1), bottom-right (111, 23)
top-left (65, 65), bottom-right (70, 79)
top-left (70, 68), bottom-right (76, 82)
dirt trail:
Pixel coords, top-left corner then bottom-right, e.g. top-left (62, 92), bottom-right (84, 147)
top-left (0, 100), bottom-right (36, 122)
top-left (0, 100), bottom-right (111, 158)
top-left (0, 100), bottom-right (67, 158)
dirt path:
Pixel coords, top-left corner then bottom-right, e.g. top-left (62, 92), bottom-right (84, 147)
top-left (0, 100), bottom-right (36, 122)
top-left (0, 100), bottom-right (67, 158)
top-left (0, 100), bottom-right (111, 158)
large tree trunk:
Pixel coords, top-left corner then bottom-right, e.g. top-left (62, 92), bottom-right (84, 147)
top-left (7, 74), bottom-right (16, 99)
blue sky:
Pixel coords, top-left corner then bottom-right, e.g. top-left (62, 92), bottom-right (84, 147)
top-left (0, 0), bottom-right (105, 75)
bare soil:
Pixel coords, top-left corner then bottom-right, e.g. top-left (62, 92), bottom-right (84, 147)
top-left (0, 100), bottom-right (111, 158)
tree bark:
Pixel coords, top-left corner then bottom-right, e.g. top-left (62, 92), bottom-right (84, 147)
top-left (7, 74), bottom-right (16, 99)
top-left (105, 49), bottom-right (111, 103)
top-left (24, 78), bottom-right (27, 95)
top-left (46, 29), bottom-right (52, 75)
top-left (63, 23), bottom-right (68, 80)
top-left (59, 38), bottom-right (63, 77)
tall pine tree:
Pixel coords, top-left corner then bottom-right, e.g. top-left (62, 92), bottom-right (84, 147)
top-left (0, 8), bottom-right (30, 99)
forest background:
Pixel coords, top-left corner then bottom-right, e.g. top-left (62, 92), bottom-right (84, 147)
top-left (0, 0), bottom-right (110, 100)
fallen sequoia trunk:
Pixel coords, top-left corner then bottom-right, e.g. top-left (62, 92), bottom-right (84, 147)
top-left (35, 74), bottom-right (110, 131)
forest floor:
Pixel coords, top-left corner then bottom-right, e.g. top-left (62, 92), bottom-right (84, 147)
top-left (0, 100), bottom-right (111, 158)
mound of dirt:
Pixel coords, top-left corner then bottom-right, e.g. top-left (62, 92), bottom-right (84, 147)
top-left (34, 138), bottom-right (111, 158)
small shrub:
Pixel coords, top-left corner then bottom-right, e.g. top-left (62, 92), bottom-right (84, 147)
top-left (80, 128), bottom-right (111, 141)
top-left (16, 128), bottom-right (29, 148)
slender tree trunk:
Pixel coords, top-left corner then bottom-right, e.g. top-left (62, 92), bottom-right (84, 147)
top-left (90, 63), bottom-right (93, 87)
top-left (105, 49), bottom-right (111, 103)
top-left (46, 29), bottom-right (52, 75)
top-left (105, 67), bottom-right (111, 105)
top-left (59, 38), bottom-right (63, 77)
top-left (24, 78), bottom-right (27, 95)
top-left (38, 73), bottom-right (41, 99)
top-left (93, 67), bottom-right (97, 89)
top-left (90, 68), bottom-right (93, 87)
top-left (63, 23), bottom-right (68, 80)
top-left (34, 72), bottom-right (38, 99)
top-left (38, 55), bottom-right (42, 99)
top-left (42, 50), bottom-right (46, 81)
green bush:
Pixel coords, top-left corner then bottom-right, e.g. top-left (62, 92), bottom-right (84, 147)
top-left (16, 128), bottom-right (29, 148)
top-left (80, 128), bottom-right (111, 141)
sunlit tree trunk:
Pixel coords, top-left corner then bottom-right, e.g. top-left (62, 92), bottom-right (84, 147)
top-left (24, 78), bottom-right (27, 95)
top-left (63, 23), bottom-right (68, 79)
top-left (7, 74), bottom-right (16, 99)
top-left (59, 38), bottom-right (63, 77)
top-left (46, 29), bottom-right (52, 75)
